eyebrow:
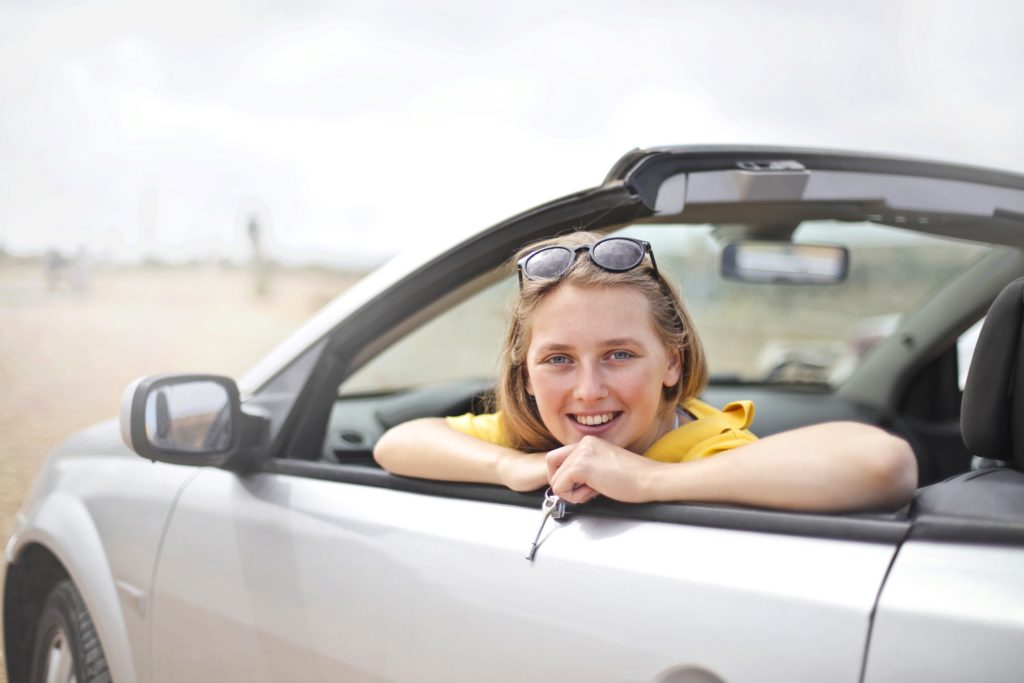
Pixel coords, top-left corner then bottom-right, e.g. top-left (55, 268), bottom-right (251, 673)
top-left (533, 338), bottom-right (645, 354)
top-left (603, 338), bottom-right (644, 347)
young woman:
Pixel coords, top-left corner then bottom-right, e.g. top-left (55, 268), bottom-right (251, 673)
top-left (374, 231), bottom-right (917, 512)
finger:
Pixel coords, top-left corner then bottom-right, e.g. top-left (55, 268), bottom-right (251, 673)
top-left (550, 466), bottom-right (596, 503)
top-left (565, 485), bottom-right (597, 504)
top-left (546, 442), bottom-right (576, 480)
top-left (572, 484), bottom-right (598, 504)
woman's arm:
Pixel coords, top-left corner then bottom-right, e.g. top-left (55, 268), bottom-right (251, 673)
top-left (547, 422), bottom-right (917, 513)
top-left (373, 418), bottom-right (549, 492)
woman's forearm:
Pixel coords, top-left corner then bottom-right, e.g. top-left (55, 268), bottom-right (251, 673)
top-left (373, 418), bottom-right (547, 491)
top-left (642, 422), bottom-right (917, 512)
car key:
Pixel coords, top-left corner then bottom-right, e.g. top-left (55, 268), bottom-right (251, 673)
top-left (525, 488), bottom-right (566, 561)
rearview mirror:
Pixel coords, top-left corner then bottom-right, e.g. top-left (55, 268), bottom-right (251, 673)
top-left (721, 242), bottom-right (849, 284)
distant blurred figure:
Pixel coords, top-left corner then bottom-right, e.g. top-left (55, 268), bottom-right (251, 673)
top-left (247, 215), bottom-right (270, 298)
top-left (44, 247), bottom-right (91, 295)
top-left (44, 249), bottom-right (68, 291)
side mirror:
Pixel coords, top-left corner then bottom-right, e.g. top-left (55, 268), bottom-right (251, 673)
top-left (120, 374), bottom-right (267, 471)
top-left (721, 242), bottom-right (849, 284)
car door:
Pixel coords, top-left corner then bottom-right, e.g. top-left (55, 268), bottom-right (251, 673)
top-left (148, 463), bottom-right (902, 683)
top-left (148, 468), bottom-right (414, 683)
top-left (863, 536), bottom-right (1024, 682)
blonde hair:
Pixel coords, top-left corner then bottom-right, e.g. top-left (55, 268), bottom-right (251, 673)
top-left (495, 231), bottom-right (707, 452)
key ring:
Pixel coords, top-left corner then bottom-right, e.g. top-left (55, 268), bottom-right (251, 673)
top-left (544, 487), bottom-right (567, 520)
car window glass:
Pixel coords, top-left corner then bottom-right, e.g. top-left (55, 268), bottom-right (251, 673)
top-left (339, 278), bottom-right (513, 395)
top-left (250, 337), bottom-right (327, 439)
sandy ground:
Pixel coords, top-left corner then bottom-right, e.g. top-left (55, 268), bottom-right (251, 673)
top-left (0, 261), bottom-right (358, 680)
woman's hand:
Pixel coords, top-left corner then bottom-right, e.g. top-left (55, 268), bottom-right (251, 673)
top-left (546, 435), bottom-right (663, 504)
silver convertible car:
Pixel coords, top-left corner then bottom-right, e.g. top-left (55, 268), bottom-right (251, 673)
top-left (6, 146), bottom-right (1024, 683)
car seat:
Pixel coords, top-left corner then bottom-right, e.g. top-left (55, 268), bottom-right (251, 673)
top-left (911, 277), bottom-right (1024, 527)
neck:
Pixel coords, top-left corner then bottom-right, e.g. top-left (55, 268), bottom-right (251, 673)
top-left (632, 404), bottom-right (681, 454)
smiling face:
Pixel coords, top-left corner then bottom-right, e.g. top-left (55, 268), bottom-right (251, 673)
top-left (524, 284), bottom-right (682, 454)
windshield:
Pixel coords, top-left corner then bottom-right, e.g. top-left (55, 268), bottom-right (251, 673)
top-left (625, 222), bottom-right (990, 385)
top-left (339, 221), bottom-right (990, 394)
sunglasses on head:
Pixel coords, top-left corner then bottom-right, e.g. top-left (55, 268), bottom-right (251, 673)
top-left (516, 236), bottom-right (659, 286)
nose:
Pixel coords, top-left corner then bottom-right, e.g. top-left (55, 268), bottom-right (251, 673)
top-left (573, 361), bottom-right (608, 401)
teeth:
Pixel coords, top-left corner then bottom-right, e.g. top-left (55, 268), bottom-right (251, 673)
top-left (574, 413), bottom-right (615, 426)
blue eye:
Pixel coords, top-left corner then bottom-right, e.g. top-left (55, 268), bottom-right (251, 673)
top-left (610, 350), bottom-right (634, 361)
top-left (546, 354), bottom-right (571, 365)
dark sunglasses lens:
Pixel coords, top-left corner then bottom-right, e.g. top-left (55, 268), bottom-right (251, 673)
top-left (524, 247), bottom-right (574, 279)
top-left (592, 239), bottom-right (644, 271)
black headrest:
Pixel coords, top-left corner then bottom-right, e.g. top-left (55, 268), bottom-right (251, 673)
top-left (961, 277), bottom-right (1024, 468)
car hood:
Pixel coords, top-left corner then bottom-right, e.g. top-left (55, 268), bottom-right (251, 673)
top-left (51, 418), bottom-right (136, 460)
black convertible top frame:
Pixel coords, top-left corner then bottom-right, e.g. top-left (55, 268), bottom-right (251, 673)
top-left (607, 145), bottom-right (1024, 210)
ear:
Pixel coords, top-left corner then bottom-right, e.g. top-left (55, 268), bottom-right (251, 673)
top-left (663, 348), bottom-right (682, 387)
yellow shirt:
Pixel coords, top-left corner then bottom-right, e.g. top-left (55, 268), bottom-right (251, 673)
top-left (445, 398), bottom-right (757, 463)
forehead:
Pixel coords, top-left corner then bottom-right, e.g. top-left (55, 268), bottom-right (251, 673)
top-left (527, 284), bottom-right (660, 346)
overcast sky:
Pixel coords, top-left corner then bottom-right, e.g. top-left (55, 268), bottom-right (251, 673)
top-left (1, 0), bottom-right (1022, 266)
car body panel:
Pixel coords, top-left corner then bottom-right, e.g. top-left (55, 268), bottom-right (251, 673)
top-left (5, 420), bottom-right (198, 683)
top-left (148, 468), bottom-right (897, 683)
top-left (7, 493), bottom-right (138, 683)
top-left (863, 540), bottom-right (1024, 683)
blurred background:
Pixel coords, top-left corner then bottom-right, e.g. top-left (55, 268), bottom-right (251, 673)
top-left (4, 0), bottom-right (1024, 268)
top-left (1, 2), bottom-right (1023, 664)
